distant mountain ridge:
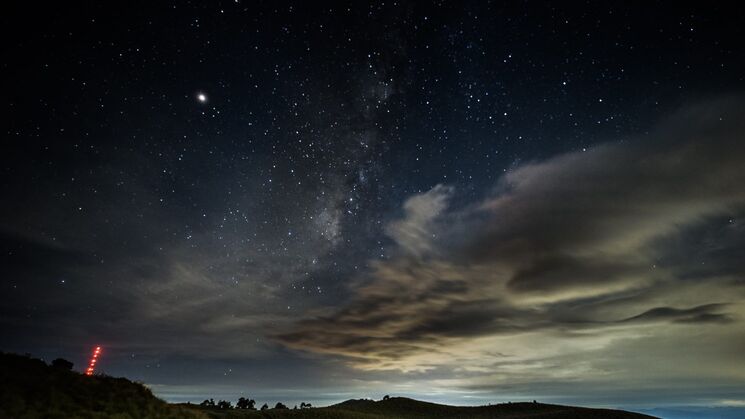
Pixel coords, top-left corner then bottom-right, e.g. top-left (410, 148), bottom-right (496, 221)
top-left (326, 397), bottom-right (658, 419)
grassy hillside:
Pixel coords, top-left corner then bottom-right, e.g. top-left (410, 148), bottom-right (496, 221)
top-left (184, 397), bottom-right (658, 419)
top-left (0, 352), bottom-right (205, 419)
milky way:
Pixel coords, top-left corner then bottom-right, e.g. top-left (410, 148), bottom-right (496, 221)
top-left (2, 2), bottom-right (745, 414)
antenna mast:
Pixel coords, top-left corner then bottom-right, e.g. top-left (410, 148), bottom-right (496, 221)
top-left (85, 346), bottom-right (102, 376)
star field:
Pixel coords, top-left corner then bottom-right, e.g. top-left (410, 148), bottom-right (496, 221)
top-left (3, 1), bottom-right (745, 414)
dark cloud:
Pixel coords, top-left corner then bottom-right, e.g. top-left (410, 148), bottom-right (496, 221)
top-left (507, 255), bottom-right (642, 293)
top-left (621, 303), bottom-right (734, 324)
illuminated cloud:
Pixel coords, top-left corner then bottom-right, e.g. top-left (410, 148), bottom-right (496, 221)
top-left (278, 98), bottom-right (745, 401)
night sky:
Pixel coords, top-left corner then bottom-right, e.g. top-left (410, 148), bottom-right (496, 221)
top-left (3, 1), bottom-right (745, 415)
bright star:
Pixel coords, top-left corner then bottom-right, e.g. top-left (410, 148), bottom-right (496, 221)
top-left (197, 93), bottom-right (207, 103)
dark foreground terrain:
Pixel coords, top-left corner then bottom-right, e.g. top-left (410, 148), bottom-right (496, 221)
top-left (0, 352), bottom-right (656, 419)
top-left (186, 398), bottom-right (658, 419)
top-left (0, 352), bottom-right (203, 418)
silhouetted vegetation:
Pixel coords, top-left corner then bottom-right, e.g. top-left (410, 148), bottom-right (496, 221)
top-left (236, 397), bottom-right (256, 409)
top-left (51, 358), bottom-right (73, 370)
top-left (1, 351), bottom-right (656, 419)
top-left (0, 352), bottom-right (205, 419)
top-left (182, 396), bottom-right (657, 419)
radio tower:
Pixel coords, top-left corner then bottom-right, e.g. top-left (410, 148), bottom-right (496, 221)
top-left (85, 346), bottom-right (102, 376)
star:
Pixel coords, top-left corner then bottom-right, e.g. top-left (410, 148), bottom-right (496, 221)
top-left (4, 1), bottom-right (745, 410)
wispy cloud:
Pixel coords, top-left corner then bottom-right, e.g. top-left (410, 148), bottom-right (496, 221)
top-left (277, 97), bottom-right (745, 402)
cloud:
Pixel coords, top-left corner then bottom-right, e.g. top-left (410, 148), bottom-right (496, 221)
top-left (385, 184), bottom-right (454, 257)
top-left (0, 231), bottom-right (97, 279)
top-left (277, 97), bottom-right (745, 398)
top-left (620, 303), bottom-right (734, 324)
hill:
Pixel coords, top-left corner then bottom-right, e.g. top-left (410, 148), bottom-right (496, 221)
top-left (184, 397), bottom-right (657, 419)
top-left (0, 352), bottom-right (656, 419)
top-left (333, 397), bottom-right (657, 418)
top-left (0, 352), bottom-right (205, 419)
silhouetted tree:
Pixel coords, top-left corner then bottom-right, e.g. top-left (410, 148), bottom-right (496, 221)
top-left (260, 403), bottom-right (269, 410)
top-left (382, 395), bottom-right (390, 401)
top-left (236, 397), bottom-right (256, 409)
top-left (275, 402), bottom-right (289, 409)
top-left (200, 398), bottom-right (216, 407)
top-left (300, 402), bottom-right (312, 409)
top-left (217, 400), bottom-right (232, 409)
top-left (51, 358), bottom-right (73, 370)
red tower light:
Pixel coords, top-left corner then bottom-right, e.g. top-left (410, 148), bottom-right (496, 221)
top-left (85, 346), bottom-right (102, 376)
